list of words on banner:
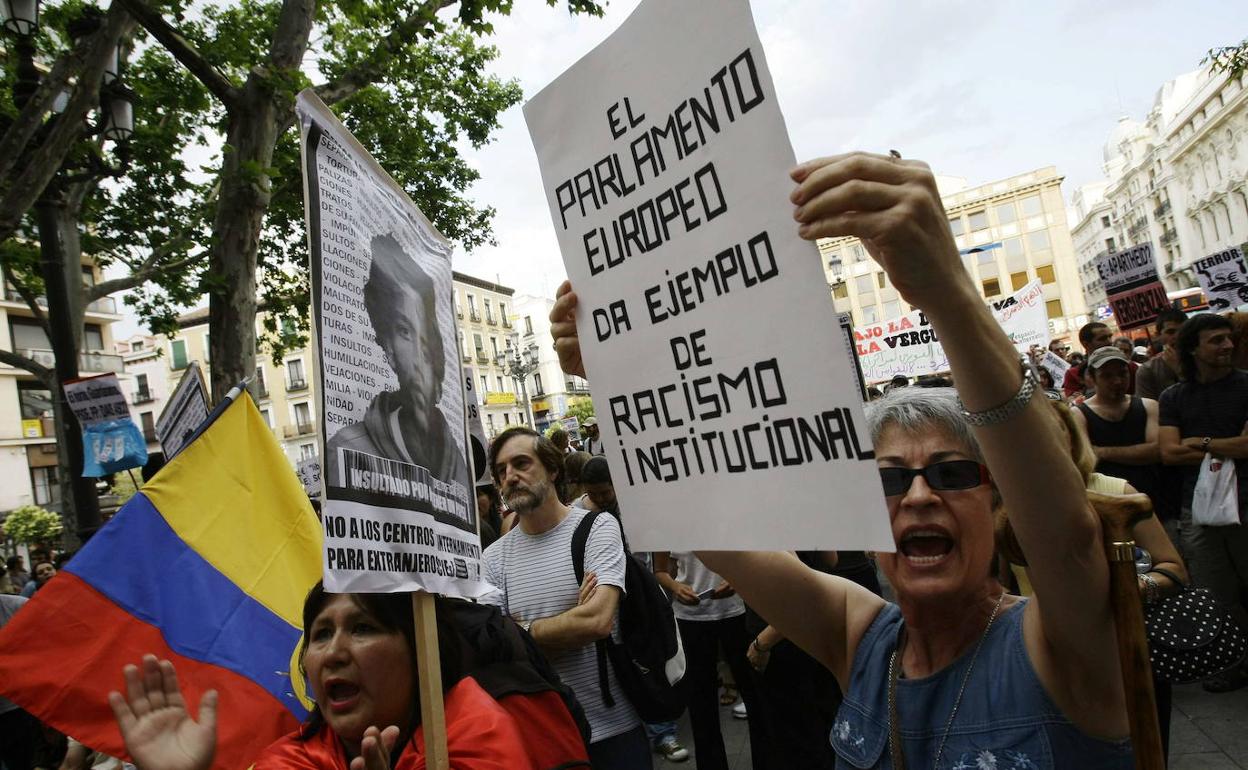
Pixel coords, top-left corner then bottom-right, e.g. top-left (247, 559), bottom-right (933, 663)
top-left (524, 0), bottom-right (891, 551)
top-left (297, 90), bottom-right (485, 598)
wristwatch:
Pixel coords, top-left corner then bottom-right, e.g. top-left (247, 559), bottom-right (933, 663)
top-left (959, 366), bottom-right (1037, 427)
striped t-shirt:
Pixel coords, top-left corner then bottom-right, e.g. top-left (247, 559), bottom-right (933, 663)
top-left (481, 508), bottom-right (640, 742)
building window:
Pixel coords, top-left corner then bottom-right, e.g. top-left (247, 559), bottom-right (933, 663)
top-left (1104, 237), bottom-right (1116, 253)
top-left (1101, 215), bottom-right (1111, 228)
top-left (484, 298), bottom-right (494, 323)
top-left (497, 376), bottom-right (505, 393)
top-left (851, 244), bottom-right (865, 262)
top-left (480, 375), bottom-right (488, 394)
top-left (473, 334), bottom-right (484, 357)
top-left (1002, 237), bottom-right (1023, 258)
top-left (467, 294), bottom-right (477, 314)
top-left (260, 408), bottom-right (272, 428)
top-left (856, 275), bottom-right (874, 294)
top-left (1036, 265), bottom-right (1056, 284)
top-left (17, 381), bottom-right (52, 420)
top-left (300, 443), bottom-right (315, 461)
top-left (982, 278), bottom-right (1001, 297)
top-left (968, 210), bottom-right (989, 231)
top-left (1046, 299), bottom-right (1064, 319)
top-left (171, 339), bottom-right (188, 370)
top-left (978, 250), bottom-right (996, 265)
top-left (534, 373), bottom-right (543, 394)
top-left (140, 411), bottom-right (155, 440)
top-left (254, 366), bottom-right (267, 395)
top-left (994, 202), bottom-right (1017, 225)
top-left (1027, 230), bottom-right (1050, 252)
top-left (203, 333), bottom-right (210, 362)
top-left (135, 373), bottom-right (150, 401)
top-left (877, 273), bottom-right (886, 289)
top-left (504, 413), bottom-right (511, 425)
top-left (486, 413), bottom-right (495, 432)
top-left (949, 217), bottom-right (964, 236)
top-left (31, 466), bottom-right (59, 506)
top-left (1020, 195), bottom-right (1043, 217)
top-left (294, 402), bottom-right (312, 430)
top-left (524, 316), bottom-right (534, 335)
top-left (833, 282), bottom-right (848, 299)
top-left (499, 302), bottom-right (508, 322)
top-left (882, 300), bottom-right (900, 319)
top-left (862, 305), bottom-right (877, 324)
top-left (131, 340), bottom-right (144, 352)
top-left (1010, 271), bottom-right (1029, 291)
top-left (287, 359), bottom-right (306, 388)
top-left (490, 337), bottom-right (500, 359)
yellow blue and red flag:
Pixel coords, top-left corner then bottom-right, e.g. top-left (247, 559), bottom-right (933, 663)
top-left (0, 394), bottom-right (322, 768)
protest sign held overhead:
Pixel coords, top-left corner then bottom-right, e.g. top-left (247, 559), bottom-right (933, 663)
top-left (63, 373), bottom-right (129, 426)
top-left (524, 0), bottom-right (891, 551)
top-left (853, 279), bottom-right (1049, 384)
top-left (1192, 246), bottom-right (1248, 312)
top-left (297, 90), bottom-right (485, 598)
top-left (1039, 350), bottom-right (1071, 386)
top-left (1096, 243), bottom-right (1169, 330)
top-left (156, 363), bottom-right (210, 460)
top-left (64, 373), bottom-right (148, 476)
top-left (461, 366), bottom-right (490, 486)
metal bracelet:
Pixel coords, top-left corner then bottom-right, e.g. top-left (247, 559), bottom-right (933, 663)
top-left (958, 367), bottom-right (1037, 427)
top-left (1139, 573), bottom-right (1160, 605)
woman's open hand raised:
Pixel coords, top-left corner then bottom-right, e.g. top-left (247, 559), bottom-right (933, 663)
top-left (108, 655), bottom-right (217, 770)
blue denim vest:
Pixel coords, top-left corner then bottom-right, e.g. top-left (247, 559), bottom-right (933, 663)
top-left (831, 601), bottom-right (1133, 769)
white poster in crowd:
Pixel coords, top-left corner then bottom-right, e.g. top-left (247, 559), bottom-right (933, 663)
top-left (156, 363), bottom-right (210, 460)
top-left (1192, 247), bottom-right (1248, 312)
top-left (855, 279), bottom-right (1049, 383)
top-left (297, 91), bottom-right (484, 598)
top-left (296, 456), bottom-right (322, 498)
top-left (63, 373), bottom-right (128, 426)
top-left (1039, 351), bottom-right (1071, 386)
top-left (525, 0), bottom-right (891, 551)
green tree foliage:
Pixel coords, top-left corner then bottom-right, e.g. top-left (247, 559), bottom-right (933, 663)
top-left (564, 396), bottom-right (594, 424)
top-left (2, 504), bottom-right (64, 546)
top-left (1204, 38), bottom-right (1248, 79)
top-left (118, 0), bottom-right (604, 396)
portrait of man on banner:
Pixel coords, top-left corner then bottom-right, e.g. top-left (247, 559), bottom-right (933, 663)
top-left (326, 232), bottom-right (469, 488)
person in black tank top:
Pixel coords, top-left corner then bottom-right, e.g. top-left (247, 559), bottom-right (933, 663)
top-left (1071, 347), bottom-right (1162, 505)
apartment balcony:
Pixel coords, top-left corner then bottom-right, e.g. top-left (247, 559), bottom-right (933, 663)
top-left (17, 349), bottom-right (124, 374)
top-left (1127, 217), bottom-right (1149, 237)
top-left (485, 313), bottom-right (497, 325)
top-left (461, 352), bottom-right (471, 362)
top-left (3, 291), bottom-right (119, 315)
top-left (283, 421), bottom-right (315, 438)
top-left (469, 310), bottom-right (481, 323)
top-left (476, 351), bottom-right (489, 364)
top-left (1153, 200), bottom-right (1171, 219)
top-left (502, 316), bottom-right (512, 328)
top-left (1160, 228), bottom-right (1178, 247)
top-left (131, 389), bottom-right (155, 405)
top-left (566, 382), bottom-right (591, 394)
top-left (286, 377), bottom-right (309, 392)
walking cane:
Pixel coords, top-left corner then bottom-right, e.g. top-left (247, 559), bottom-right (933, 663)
top-left (1087, 489), bottom-right (1165, 770)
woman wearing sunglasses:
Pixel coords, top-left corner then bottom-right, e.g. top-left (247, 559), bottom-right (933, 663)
top-left (549, 152), bottom-right (1132, 768)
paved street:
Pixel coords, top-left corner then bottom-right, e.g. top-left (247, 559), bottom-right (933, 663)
top-left (655, 683), bottom-right (1248, 768)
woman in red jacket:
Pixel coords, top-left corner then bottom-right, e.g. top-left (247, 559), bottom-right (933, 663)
top-left (108, 584), bottom-right (533, 770)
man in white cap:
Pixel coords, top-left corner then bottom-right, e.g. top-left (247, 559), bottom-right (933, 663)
top-left (583, 417), bottom-right (605, 456)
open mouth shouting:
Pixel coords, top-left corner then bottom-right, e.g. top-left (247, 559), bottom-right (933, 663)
top-left (898, 526), bottom-right (955, 566)
top-left (324, 678), bottom-right (362, 713)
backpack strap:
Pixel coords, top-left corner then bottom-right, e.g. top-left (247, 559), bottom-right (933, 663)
top-left (569, 510), bottom-right (615, 709)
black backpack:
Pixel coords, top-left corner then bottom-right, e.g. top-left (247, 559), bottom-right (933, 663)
top-left (570, 510), bottom-right (686, 723)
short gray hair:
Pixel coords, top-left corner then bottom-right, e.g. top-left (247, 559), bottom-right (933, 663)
top-left (864, 387), bottom-right (984, 464)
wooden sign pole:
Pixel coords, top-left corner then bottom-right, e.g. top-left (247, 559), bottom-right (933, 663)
top-left (1089, 490), bottom-right (1165, 770)
top-left (412, 591), bottom-right (450, 770)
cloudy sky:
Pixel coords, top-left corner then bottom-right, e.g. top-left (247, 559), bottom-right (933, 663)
top-left (450, 0), bottom-right (1243, 299)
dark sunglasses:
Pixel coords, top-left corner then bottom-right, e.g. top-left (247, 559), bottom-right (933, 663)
top-left (878, 460), bottom-right (990, 497)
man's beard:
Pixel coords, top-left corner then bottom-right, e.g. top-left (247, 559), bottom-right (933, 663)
top-left (505, 479), bottom-right (551, 514)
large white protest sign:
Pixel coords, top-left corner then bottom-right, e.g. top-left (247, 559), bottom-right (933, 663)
top-left (63, 374), bottom-right (128, 426)
top-left (854, 280), bottom-right (1049, 383)
top-left (525, 0), bottom-right (891, 551)
top-left (156, 363), bottom-right (210, 460)
top-left (298, 91), bottom-right (484, 598)
top-left (1097, 243), bottom-right (1168, 330)
top-left (1193, 246), bottom-right (1248, 312)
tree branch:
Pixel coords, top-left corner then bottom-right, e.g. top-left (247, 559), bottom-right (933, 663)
top-left (115, 0), bottom-right (241, 108)
top-left (313, 0), bottom-right (456, 106)
top-left (0, 4), bottom-right (135, 245)
top-left (0, 37), bottom-right (91, 185)
top-left (88, 249), bottom-right (201, 299)
top-left (0, 348), bottom-right (52, 381)
top-left (2, 265), bottom-right (49, 336)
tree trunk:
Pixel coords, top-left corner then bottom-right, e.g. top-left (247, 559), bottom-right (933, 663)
top-left (36, 190), bottom-right (100, 544)
top-left (206, 92), bottom-right (285, 401)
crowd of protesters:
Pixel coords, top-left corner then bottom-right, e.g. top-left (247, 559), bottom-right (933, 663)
top-left (5, 153), bottom-right (1248, 770)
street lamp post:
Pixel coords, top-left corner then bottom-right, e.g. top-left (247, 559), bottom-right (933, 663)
top-left (495, 335), bottom-right (540, 429)
top-left (2, 1), bottom-right (134, 544)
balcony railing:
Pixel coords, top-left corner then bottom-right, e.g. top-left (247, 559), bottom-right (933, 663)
top-left (1127, 216), bottom-right (1149, 236)
top-left (3, 291), bottom-right (118, 315)
top-left (486, 312), bottom-right (497, 325)
top-left (502, 316), bottom-right (512, 328)
top-left (16, 349), bottom-right (124, 374)
top-left (132, 390), bottom-right (154, 405)
top-left (566, 382), bottom-right (591, 394)
top-left (287, 377), bottom-right (308, 391)
top-left (283, 421), bottom-right (315, 438)
top-left (469, 310), bottom-right (481, 322)
top-left (1160, 228), bottom-right (1178, 246)
top-left (476, 351), bottom-right (489, 364)
top-left (1153, 200), bottom-right (1171, 219)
